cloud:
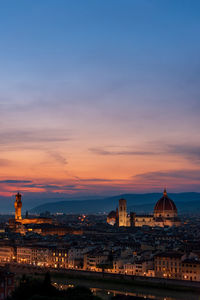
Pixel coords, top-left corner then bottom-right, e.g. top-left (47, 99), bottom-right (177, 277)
top-left (0, 180), bottom-right (32, 184)
top-left (40, 184), bottom-right (77, 190)
top-left (0, 178), bottom-right (120, 194)
top-left (22, 183), bottom-right (87, 191)
top-left (131, 169), bottom-right (200, 192)
top-left (90, 143), bottom-right (200, 165)
top-left (90, 147), bottom-right (156, 156)
top-left (134, 169), bottom-right (200, 181)
top-left (167, 144), bottom-right (200, 163)
top-left (0, 129), bottom-right (71, 148)
top-left (47, 151), bottom-right (68, 165)
top-left (75, 177), bottom-right (115, 182)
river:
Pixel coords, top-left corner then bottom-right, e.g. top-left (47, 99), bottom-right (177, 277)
top-left (52, 277), bottom-right (200, 300)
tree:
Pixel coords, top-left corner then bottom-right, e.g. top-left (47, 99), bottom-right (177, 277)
top-left (8, 274), bottom-right (102, 300)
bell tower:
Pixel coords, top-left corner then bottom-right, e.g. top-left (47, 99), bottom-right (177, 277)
top-left (118, 198), bottom-right (127, 227)
top-left (14, 192), bottom-right (22, 220)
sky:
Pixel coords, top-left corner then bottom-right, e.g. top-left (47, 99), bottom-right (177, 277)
top-left (0, 0), bottom-right (200, 208)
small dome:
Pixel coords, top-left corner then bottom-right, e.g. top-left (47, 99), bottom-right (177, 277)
top-left (107, 210), bottom-right (117, 219)
top-left (107, 210), bottom-right (117, 226)
top-left (154, 189), bottom-right (177, 213)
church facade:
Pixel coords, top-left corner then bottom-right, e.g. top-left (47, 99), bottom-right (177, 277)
top-left (107, 189), bottom-right (181, 227)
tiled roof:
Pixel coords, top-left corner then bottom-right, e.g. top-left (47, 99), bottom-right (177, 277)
top-left (154, 190), bottom-right (177, 212)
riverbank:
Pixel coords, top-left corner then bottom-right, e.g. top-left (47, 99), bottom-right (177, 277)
top-left (6, 263), bottom-right (200, 294)
top-left (50, 276), bottom-right (200, 300)
top-left (50, 269), bottom-right (200, 293)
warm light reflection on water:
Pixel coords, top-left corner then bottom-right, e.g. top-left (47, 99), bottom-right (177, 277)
top-left (52, 280), bottom-right (200, 300)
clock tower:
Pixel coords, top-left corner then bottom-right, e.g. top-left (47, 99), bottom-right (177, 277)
top-left (14, 192), bottom-right (22, 220)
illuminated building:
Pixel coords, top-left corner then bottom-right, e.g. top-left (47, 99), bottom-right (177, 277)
top-left (112, 259), bottom-right (124, 273)
top-left (17, 247), bottom-right (32, 264)
top-left (154, 252), bottom-right (183, 279)
top-left (83, 250), bottom-right (109, 271)
top-left (107, 209), bottom-right (118, 226)
top-left (118, 199), bottom-right (127, 227)
top-left (154, 252), bottom-right (200, 281)
top-left (9, 193), bottom-right (52, 234)
top-left (25, 224), bottom-right (83, 236)
top-left (13, 193), bottom-right (52, 225)
top-left (124, 260), bottom-right (154, 276)
top-left (0, 246), bottom-right (15, 263)
top-left (181, 259), bottom-right (200, 281)
top-left (8, 193), bottom-right (83, 236)
top-left (30, 247), bottom-right (50, 267)
top-left (16, 246), bottom-right (68, 268)
top-left (107, 189), bottom-right (181, 227)
top-left (52, 248), bottom-right (68, 269)
top-left (154, 188), bottom-right (177, 218)
top-left (14, 192), bottom-right (22, 220)
top-left (68, 247), bottom-right (88, 269)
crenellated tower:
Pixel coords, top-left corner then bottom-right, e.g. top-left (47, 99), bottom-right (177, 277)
top-left (14, 192), bottom-right (22, 220)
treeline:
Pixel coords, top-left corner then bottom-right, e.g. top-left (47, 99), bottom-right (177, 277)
top-left (7, 273), bottom-right (101, 300)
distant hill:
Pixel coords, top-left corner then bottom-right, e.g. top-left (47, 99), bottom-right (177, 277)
top-left (30, 192), bottom-right (200, 214)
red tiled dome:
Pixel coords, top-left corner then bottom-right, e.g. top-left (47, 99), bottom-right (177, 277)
top-left (154, 189), bottom-right (177, 213)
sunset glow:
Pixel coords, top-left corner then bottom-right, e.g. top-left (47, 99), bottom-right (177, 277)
top-left (0, 1), bottom-right (200, 209)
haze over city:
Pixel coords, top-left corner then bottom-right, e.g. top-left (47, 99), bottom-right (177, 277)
top-left (0, 0), bottom-right (200, 208)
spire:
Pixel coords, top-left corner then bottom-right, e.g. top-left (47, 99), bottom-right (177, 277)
top-left (163, 188), bottom-right (167, 197)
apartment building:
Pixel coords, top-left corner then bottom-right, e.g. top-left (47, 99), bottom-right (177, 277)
top-left (0, 246), bottom-right (15, 264)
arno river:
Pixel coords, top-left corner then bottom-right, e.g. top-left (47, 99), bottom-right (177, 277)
top-left (52, 277), bottom-right (200, 300)
top-left (11, 264), bottom-right (200, 300)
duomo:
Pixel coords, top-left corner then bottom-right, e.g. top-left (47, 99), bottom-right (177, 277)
top-left (107, 189), bottom-right (181, 227)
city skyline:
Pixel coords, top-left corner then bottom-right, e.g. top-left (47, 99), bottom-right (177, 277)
top-left (1, 2), bottom-right (200, 299)
top-left (0, 1), bottom-right (200, 203)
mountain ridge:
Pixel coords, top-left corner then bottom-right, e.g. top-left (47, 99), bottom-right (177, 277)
top-left (30, 192), bottom-right (200, 214)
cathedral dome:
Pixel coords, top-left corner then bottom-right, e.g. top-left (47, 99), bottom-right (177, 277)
top-left (154, 189), bottom-right (177, 218)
